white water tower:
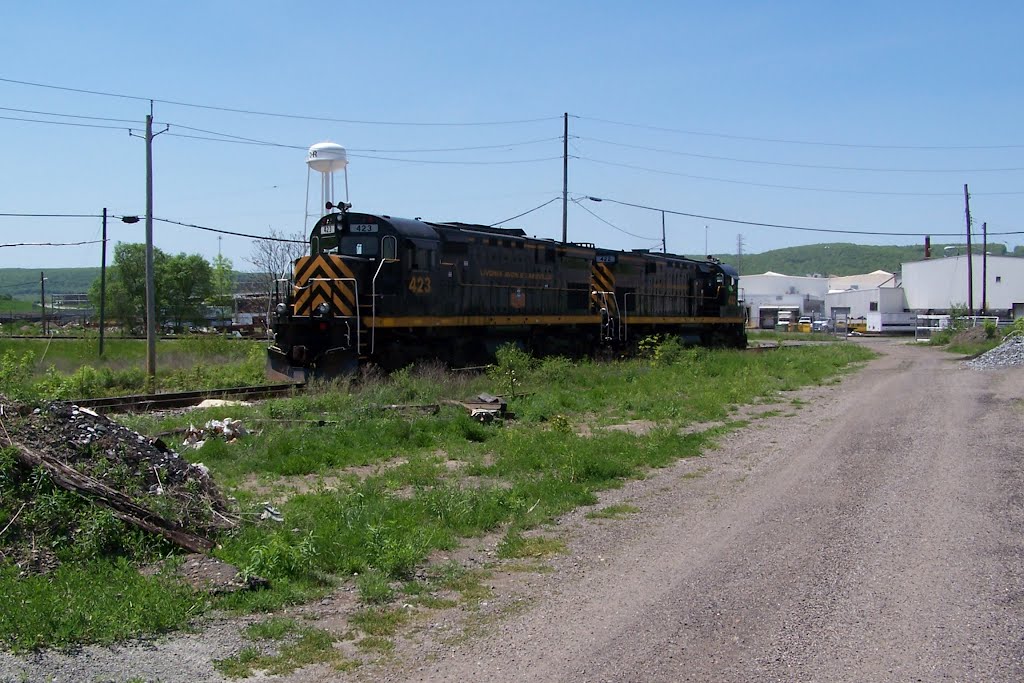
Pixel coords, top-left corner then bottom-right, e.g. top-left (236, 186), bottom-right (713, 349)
top-left (305, 142), bottom-right (349, 230)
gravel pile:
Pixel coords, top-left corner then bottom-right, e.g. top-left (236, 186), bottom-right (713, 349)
top-left (965, 334), bottom-right (1024, 369)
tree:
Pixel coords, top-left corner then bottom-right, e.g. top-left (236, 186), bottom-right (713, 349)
top-left (210, 254), bottom-right (234, 328)
top-left (89, 243), bottom-right (168, 334)
top-left (89, 244), bottom-right (214, 334)
top-left (248, 228), bottom-right (307, 297)
top-left (161, 253), bottom-right (213, 332)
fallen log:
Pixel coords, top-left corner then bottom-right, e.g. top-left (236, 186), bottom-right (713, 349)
top-left (2, 436), bottom-right (215, 554)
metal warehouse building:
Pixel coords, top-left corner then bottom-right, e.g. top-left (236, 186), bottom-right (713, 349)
top-left (901, 255), bottom-right (1024, 318)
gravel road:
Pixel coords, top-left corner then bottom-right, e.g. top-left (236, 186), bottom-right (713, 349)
top-left (385, 338), bottom-right (1024, 682)
top-left (4, 338), bottom-right (1022, 682)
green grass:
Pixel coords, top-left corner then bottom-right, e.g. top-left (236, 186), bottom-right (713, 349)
top-left (1, 341), bottom-right (876, 650)
top-left (585, 503), bottom-right (640, 520)
top-left (0, 336), bottom-right (266, 400)
top-left (214, 620), bottom-right (352, 678)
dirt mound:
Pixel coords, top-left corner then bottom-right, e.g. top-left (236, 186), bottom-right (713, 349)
top-left (0, 395), bottom-right (235, 573)
top-left (950, 326), bottom-right (989, 345)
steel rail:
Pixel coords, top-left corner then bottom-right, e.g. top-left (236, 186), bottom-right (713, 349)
top-left (65, 383), bottom-right (304, 413)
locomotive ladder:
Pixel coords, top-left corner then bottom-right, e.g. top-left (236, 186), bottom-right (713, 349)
top-left (592, 290), bottom-right (622, 342)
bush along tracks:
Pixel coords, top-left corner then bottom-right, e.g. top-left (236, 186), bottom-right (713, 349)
top-left (0, 340), bottom-right (874, 669)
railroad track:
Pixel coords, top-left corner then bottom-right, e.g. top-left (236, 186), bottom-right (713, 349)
top-left (67, 383), bottom-right (304, 413)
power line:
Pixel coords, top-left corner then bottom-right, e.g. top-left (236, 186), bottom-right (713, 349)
top-left (584, 195), bottom-right (1024, 237)
top-left (0, 106), bottom-right (143, 124)
top-left (571, 198), bottom-right (659, 240)
top-left (579, 136), bottom-right (1024, 173)
top-left (489, 197), bottom-right (561, 226)
top-left (0, 76), bottom-right (559, 127)
top-left (575, 115), bottom-right (1024, 151)
top-left (0, 114), bottom-right (130, 131)
top-left (348, 153), bottom-right (565, 165)
top-left (0, 213), bottom-right (103, 218)
top-left (0, 240), bottom-right (104, 248)
top-left (151, 217), bottom-right (306, 243)
top-left (578, 157), bottom-right (1024, 197)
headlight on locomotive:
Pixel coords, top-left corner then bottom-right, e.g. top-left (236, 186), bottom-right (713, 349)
top-left (276, 303), bottom-right (288, 317)
top-left (314, 302), bottom-right (331, 317)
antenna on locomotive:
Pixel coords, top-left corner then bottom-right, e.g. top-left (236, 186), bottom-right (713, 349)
top-left (304, 142), bottom-right (349, 230)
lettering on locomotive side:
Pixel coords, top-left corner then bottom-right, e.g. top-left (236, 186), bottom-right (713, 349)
top-left (480, 269), bottom-right (553, 281)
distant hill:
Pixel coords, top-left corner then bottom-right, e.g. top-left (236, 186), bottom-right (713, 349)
top-left (3, 243), bottom-right (1021, 298)
top-left (0, 268), bottom-right (101, 300)
top-left (700, 242), bottom-right (1018, 277)
top-left (0, 268), bottom-right (264, 302)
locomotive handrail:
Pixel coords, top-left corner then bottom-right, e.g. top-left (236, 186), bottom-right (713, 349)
top-left (370, 259), bottom-right (389, 354)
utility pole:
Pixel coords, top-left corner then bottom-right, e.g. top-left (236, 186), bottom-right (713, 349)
top-left (131, 105), bottom-right (167, 391)
top-left (145, 112), bottom-right (157, 390)
top-left (660, 211), bottom-right (666, 253)
top-left (40, 271), bottom-right (46, 335)
top-left (561, 112), bottom-right (568, 244)
top-left (99, 208), bottom-right (107, 356)
top-left (982, 221), bottom-right (988, 314)
top-left (964, 184), bottom-right (974, 314)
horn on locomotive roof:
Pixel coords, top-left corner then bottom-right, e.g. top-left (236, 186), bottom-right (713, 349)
top-left (305, 142), bottom-right (349, 230)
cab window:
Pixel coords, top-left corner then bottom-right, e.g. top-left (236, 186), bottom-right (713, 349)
top-left (340, 235), bottom-right (378, 257)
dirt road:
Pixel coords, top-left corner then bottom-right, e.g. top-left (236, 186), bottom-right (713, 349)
top-left (386, 339), bottom-right (1024, 682)
top-left (5, 339), bottom-right (1022, 682)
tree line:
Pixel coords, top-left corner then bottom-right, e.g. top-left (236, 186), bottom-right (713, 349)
top-left (88, 230), bottom-right (306, 333)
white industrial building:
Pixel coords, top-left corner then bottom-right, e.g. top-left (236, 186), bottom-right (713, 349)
top-left (901, 255), bottom-right (1024, 318)
top-left (740, 270), bottom-right (908, 329)
top-left (740, 255), bottom-right (1024, 330)
top-left (739, 272), bottom-right (829, 328)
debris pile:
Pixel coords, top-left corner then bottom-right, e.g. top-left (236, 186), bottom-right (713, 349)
top-left (182, 417), bottom-right (249, 450)
top-left (965, 334), bottom-right (1024, 369)
top-left (0, 394), bottom-right (236, 572)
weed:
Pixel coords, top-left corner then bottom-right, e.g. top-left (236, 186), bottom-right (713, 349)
top-left (585, 504), bottom-right (640, 520)
top-left (356, 570), bottom-right (395, 605)
top-left (356, 635), bottom-right (395, 653)
top-left (349, 607), bottom-right (409, 636)
top-left (214, 625), bottom-right (346, 678)
top-left (497, 530), bottom-right (567, 559)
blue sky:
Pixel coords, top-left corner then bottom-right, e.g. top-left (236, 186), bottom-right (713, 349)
top-left (1, 1), bottom-right (1022, 270)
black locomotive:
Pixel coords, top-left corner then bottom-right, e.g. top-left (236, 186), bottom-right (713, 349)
top-left (267, 206), bottom-right (746, 381)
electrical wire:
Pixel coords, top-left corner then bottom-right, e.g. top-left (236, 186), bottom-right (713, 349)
top-left (571, 199), bottom-right (658, 240)
top-left (0, 76), bottom-right (559, 127)
top-left (0, 240), bottom-right (104, 248)
top-left (0, 114), bottom-right (129, 131)
top-left (489, 197), bottom-right (561, 226)
top-left (577, 157), bottom-right (1024, 196)
top-left (583, 195), bottom-right (1024, 237)
top-left (578, 136), bottom-right (1024, 173)
top-left (575, 115), bottom-right (1024, 151)
top-left (151, 217), bottom-right (306, 243)
top-left (347, 153), bottom-right (564, 165)
top-left (0, 106), bottom-right (143, 124)
top-left (0, 213), bottom-right (103, 218)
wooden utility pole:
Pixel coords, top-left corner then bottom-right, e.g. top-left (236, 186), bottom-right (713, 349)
top-left (145, 112), bottom-right (157, 390)
top-left (964, 184), bottom-right (974, 314)
top-left (561, 112), bottom-right (568, 244)
top-left (99, 208), bottom-right (107, 356)
top-left (39, 271), bottom-right (46, 335)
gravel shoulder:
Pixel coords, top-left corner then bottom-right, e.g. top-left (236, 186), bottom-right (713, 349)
top-left (4, 338), bottom-right (1022, 683)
